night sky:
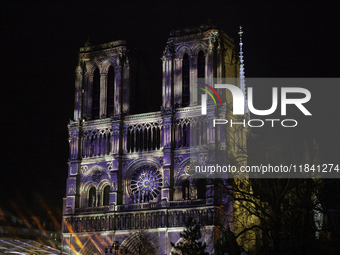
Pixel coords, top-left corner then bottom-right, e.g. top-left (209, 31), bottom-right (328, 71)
top-left (1, 1), bottom-right (339, 225)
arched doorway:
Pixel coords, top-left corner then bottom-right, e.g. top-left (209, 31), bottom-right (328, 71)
top-left (120, 231), bottom-right (157, 255)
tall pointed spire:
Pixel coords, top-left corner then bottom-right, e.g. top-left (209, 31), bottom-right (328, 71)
top-left (238, 26), bottom-right (244, 80)
top-left (239, 26), bottom-right (249, 115)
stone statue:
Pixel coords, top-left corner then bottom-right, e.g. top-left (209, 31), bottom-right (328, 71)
top-left (111, 181), bottom-right (116, 191)
top-left (133, 191), bottom-right (137, 203)
top-left (97, 194), bottom-right (100, 207)
top-left (91, 195), bottom-right (95, 207)
top-left (141, 190), bottom-right (145, 203)
top-left (145, 190), bottom-right (149, 202)
top-left (191, 188), bottom-right (197, 200)
top-left (137, 190), bottom-right (141, 203)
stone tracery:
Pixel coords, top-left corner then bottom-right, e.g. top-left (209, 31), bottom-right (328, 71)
top-left (130, 165), bottom-right (163, 203)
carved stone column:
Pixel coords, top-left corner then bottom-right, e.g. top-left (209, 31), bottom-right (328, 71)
top-left (174, 58), bottom-right (182, 104)
top-left (86, 73), bottom-right (94, 119)
top-left (74, 65), bottom-right (82, 121)
top-left (114, 65), bottom-right (121, 115)
top-left (122, 124), bottom-right (127, 153)
top-left (133, 126), bottom-right (137, 152)
top-left (190, 54), bottom-right (198, 106)
top-left (162, 42), bottom-right (174, 108)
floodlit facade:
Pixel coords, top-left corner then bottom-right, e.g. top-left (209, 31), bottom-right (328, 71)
top-left (62, 22), bottom-right (247, 255)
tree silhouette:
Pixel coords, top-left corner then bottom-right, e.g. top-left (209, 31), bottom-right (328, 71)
top-left (171, 217), bottom-right (208, 255)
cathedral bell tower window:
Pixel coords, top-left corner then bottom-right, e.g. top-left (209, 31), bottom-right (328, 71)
top-left (107, 66), bottom-right (115, 117)
top-left (92, 68), bottom-right (100, 119)
top-left (197, 179), bottom-right (206, 199)
top-left (182, 53), bottom-right (190, 106)
top-left (182, 180), bottom-right (190, 200)
top-left (103, 185), bottom-right (110, 206)
top-left (197, 50), bottom-right (205, 104)
top-left (89, 187), bottom-right (96, 207)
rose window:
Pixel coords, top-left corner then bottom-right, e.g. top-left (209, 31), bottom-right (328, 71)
top-left (130, 166), bottom-right (162, 203)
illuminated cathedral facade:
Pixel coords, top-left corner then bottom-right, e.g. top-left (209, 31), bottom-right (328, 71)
top-left (62, 22), bottom-right (246, 255)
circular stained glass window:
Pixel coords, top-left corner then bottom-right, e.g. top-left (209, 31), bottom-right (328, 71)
top-left (130, 166), bottom-right (162, 202)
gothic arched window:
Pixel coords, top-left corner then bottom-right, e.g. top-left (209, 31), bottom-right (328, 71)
top-left (107, 66), bottom-right (115, 117)
top-left (127, 129), bottom-right (131, 153)
top-left (131, 129), bottom-right (135, 152)
top-left (183, 124), bottom-right (187, 147)
top-left (103, 185), bottom-right (110, 206)
top-left (197, 179), bottom-right (206, 199)
top-left (89, 187), bottom-right (96, 207)
top-left (92, 68), bottom-right (100, 119)
top-left (157, 126), bottom-right (161, 150)
top-left (182, 53), bottom-right (190, 106)
top-left (182, 180), bottom-right (190, 200)
top-left (197, 50), bottom-right (205, 104)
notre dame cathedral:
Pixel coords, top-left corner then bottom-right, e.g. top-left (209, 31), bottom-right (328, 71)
top-left (62, 21), bottom-right (248, 255)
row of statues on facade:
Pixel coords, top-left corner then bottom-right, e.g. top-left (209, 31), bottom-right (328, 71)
top-left (90, 186), bottom-right (194, 207)
top-left (133, 189), bottom-right (153, 203)
top-left (91, 194), bottom-right (100, 207)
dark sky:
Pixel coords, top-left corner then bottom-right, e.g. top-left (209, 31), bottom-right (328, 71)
top-left (0, 1), bottom-right (339, 224)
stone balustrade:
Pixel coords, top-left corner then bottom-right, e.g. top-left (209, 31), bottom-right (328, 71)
top-left (63, 206), bottom-right (216, 233)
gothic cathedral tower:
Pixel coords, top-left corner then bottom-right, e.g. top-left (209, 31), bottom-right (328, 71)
top-left (62, 22), bottom-right (245, 255)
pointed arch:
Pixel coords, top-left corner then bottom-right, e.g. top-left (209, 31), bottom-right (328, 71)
top-left (120, 232), bottom-right (157, 255)
top-left (176, 45), bottom-right (191, 59)
top-left (81, 165), bottom-right (112, 203)
top-left (123, 158), bottom-right (163, 180)
top-left (175, 157), bottom-right (196, 184)
top-left (85, 61), bottom-right (99, 75)
top-left (101, 58), bottom-right (117, 73)
top-left (192, 42), bottom-right (207, 56)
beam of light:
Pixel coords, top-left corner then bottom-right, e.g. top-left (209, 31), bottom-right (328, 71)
top-left (10, 201), bottom-right (32, 229)
top-left (82, 233), bottom-right (104, 254)
top-left (65, 237), bottom-right (78, 254)
top-left (36, 194), bottom-right (61, 230)
top-left (11, 200), bottom-right (54, 244)
top-left (66, 221), bottom-right (84, 250)
top-left (32, 215), bottom-right (47, 237)
top-left (105, 235), bottom-right (113, 247)
top-left (36, 237), bottom-right (44, 245)
top-left (92, 232), bottom-right (105, 248)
